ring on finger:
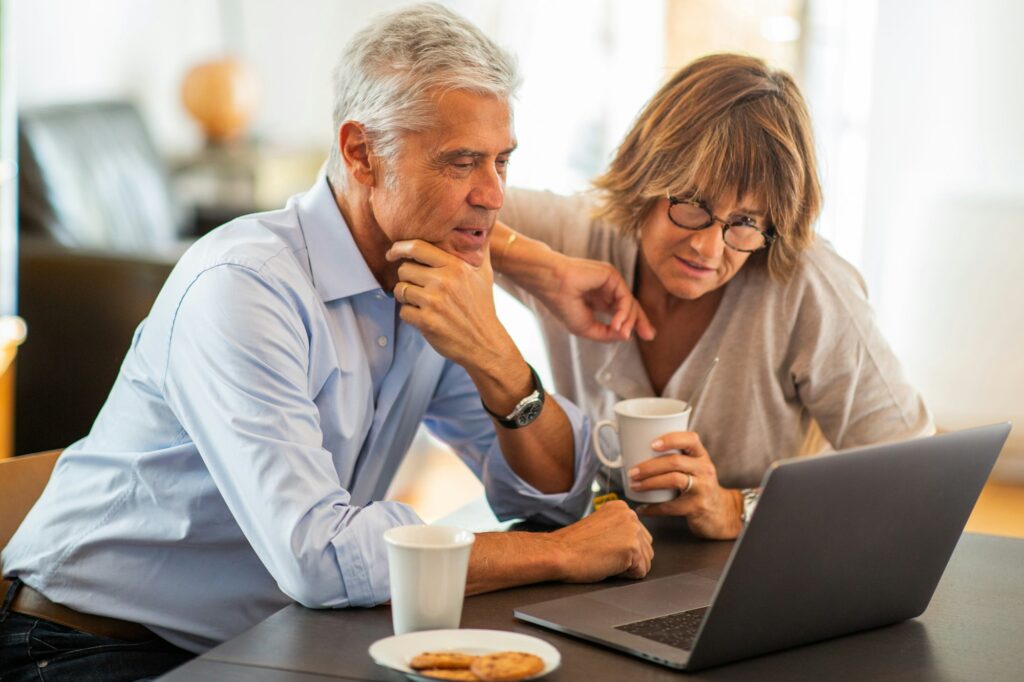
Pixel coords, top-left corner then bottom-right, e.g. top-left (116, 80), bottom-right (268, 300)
top-left (682, 473), bottom-right (694, 494)
top-left (397, 282), bottom-right (409, 304)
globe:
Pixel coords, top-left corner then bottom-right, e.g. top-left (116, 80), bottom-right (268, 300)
top-left (181, 58), bottom-right (260, 143)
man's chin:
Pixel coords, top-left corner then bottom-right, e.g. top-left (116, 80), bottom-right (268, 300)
top-left (451, 248), bottom-right (486, 268)
top-left (441, 230), bottom-right (490, 268)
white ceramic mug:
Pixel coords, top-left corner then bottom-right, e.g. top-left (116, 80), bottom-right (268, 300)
top-left (384, 525), bottom-right (475, 635)
top-left (592, 397), bottom-right (692, 503)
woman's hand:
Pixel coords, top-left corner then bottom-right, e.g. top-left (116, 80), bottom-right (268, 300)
top-left (491, 222), bottom-right (655, 343)
top-left (547, 255), bottom-right (657, 342)
top-left (628, 431), bottom-right (744, 540)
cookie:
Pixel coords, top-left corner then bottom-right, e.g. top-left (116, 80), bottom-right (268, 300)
top-left (470, 651), bottom-right (545, 681)
top-left (410, 651), bottom-right (477, 670)
top-left (418, 669), bottom-right (480, 681)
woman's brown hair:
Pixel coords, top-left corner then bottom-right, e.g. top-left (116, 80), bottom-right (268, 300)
top-left (592, 53), bottom-right (821, 281)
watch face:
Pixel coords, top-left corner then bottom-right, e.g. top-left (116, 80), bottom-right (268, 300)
top-left (514, 400), bottom-right (544, 427)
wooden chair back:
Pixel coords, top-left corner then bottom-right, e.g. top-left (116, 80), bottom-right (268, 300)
top-left (0, 449), bottom-right (61, 593)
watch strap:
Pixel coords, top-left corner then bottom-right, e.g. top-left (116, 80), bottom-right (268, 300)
top-left (481, 364), bottom-right (545, 429)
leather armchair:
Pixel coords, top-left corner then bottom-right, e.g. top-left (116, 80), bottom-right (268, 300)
top-left (16, 101), bottom-right (191, 453)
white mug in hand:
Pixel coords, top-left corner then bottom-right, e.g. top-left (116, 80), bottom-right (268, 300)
top-left (592, 397), bottom-right (692, 503)
top-left (384, 525), bottom-right (475, 635)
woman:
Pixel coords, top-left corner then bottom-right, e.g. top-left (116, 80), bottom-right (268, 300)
top-left (493, 54), bottom-right (933, 539)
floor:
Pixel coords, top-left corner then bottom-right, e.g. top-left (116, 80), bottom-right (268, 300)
top-left (965, 482), bottom-right (1024, 538)
top-left (392, 447), bottom-right (1024, 538)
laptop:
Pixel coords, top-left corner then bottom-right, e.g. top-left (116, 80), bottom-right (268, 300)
top-left (514, 424), bottom-right (1011, 671)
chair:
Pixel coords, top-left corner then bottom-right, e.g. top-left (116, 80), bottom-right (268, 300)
top-left (0, 449), bottom-right (61, 594)
top-left (15, 101), bottom-right (190, 453)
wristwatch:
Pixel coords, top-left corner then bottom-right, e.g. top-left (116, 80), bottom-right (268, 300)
top-left (482, 364), bottom-right (546, 429)
top-left (739, 488), bottom-right (759, 524)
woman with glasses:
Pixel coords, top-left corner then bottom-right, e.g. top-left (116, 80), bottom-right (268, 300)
top-left (493, 53), bottom-right (933, 539)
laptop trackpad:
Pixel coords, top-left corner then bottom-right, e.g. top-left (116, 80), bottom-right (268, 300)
top-left (593, 572), bottom-right (716, 618)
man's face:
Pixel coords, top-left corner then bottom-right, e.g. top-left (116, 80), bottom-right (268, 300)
top-left (368, 90), bottom-right (517, 267)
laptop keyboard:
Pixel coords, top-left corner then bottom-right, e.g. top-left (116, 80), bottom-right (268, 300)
top-left (615, 606), bottom-right (709, 651)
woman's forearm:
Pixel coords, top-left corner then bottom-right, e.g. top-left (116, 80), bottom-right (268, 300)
top-left (491, 221), bottom-right (563, 298)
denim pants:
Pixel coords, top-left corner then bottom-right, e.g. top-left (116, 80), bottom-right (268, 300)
top-left (0, 580), bottom-right (194, 681)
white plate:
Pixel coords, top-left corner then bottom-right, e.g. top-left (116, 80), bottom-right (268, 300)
top-left (368, 628), bottom-right (561, 681)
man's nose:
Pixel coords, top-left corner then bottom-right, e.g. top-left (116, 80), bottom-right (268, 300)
top-left (469, 166), bottom-right (505, 211)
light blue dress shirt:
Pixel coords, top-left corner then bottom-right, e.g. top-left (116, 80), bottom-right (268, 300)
top-left (3, 175), bottom-right (597, 653)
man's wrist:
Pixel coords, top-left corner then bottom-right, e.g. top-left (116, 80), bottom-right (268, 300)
top-left (481, 364), bottom-right (546, 429)
top-left (468, 349), bottom-right (533, 416)
top-left (545, 531), bottom-right (575, 582)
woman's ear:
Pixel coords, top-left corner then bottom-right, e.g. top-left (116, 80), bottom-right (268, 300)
top-left (338, 121), bottom-right (376, 187)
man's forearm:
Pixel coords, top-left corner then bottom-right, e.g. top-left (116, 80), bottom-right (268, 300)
top-left (465, 531), bottom-right (566, 595)
top-left (465, 501), bottom-right (656, 593)
top-left (465, 350), bottom-right (576, 494)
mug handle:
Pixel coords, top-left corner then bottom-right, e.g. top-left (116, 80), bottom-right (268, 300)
top-left (591, 420), bottom-right (622, 469)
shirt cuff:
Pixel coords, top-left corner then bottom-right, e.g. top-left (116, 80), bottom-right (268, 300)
top-left (481, 394), bottom-right (598, 525)
top-left (330, 501), bottom-right (423, 607)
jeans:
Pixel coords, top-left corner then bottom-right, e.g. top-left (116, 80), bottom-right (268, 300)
top-left (0, 580), bottom-right (194, 681)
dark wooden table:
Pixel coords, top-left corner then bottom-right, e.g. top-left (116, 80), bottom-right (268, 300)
top-left (162, 502), bottom-right (1024, 681)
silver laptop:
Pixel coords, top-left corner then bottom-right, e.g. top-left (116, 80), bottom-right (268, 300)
top-left (515, 424), bottom-right (1011, 671)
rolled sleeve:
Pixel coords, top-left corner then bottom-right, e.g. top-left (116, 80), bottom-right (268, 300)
top-left (326, 502), bottom-right (422, 607)
top-left (481, 393), bottom-right (597, 524)
top-left (424, 361), bottom-right (598, 525)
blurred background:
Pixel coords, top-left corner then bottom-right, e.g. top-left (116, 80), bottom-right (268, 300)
top-left (1, 0), bottom-right (1021, 533)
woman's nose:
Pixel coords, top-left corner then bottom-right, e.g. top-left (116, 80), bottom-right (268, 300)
top-left (687, 221), bottom-right (727, 259)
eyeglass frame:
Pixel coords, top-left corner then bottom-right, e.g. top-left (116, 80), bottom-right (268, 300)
top-left (666, 194), bottom-right (777, 253)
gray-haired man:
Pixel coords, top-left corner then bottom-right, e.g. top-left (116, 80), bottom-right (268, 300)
top-left (1, 4), bottom-right (652, 679)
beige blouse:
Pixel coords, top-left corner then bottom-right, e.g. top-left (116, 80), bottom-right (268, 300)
top-left (498, 188), bottom-right (935, 488)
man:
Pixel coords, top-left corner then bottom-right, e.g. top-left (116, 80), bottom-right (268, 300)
top-left (0, 4), bottom-right (652, 679)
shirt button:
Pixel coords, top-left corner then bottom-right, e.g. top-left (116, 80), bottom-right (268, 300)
top-left (377, 336), bottom-right (388, 347)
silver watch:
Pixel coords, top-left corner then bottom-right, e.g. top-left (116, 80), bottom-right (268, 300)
top-left (481, 364), bottom-right (546, 429)
top-left (739, 488), bottom-right (759, 524)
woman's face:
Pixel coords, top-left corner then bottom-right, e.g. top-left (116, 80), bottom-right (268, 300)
top-left (639, 192), bottom-right (766, 301)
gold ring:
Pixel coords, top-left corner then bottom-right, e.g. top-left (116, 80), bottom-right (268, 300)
top-left (397, 282), bottom-right (409, 304)
top-left (683, 473), bottom-right (694, 494)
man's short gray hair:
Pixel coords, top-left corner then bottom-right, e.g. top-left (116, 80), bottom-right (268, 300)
top-left (327, 2), bottom-right (521, 188)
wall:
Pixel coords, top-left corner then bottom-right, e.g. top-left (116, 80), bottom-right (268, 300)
top-left (15, 0), bottom-right (663, 190)
top-left (862, 0), bottom-right (1024, 475)
top-left (13, 0), bottom-right (664, 390)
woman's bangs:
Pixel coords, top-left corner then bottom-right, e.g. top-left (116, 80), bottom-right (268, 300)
top-left (672, 120), bottom-right (773, 212)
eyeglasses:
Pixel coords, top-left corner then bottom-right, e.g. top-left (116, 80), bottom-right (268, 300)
top-left (667, 194), bottom-right (776, 253)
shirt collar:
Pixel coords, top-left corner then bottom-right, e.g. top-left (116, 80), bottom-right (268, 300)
top-left (296, 173), bottom-right (382, 302)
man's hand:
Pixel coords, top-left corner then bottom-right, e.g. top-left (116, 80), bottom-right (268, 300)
top-left (388, 237), bottom-right (576, 494)
top-left (629, 431), bottom-right (743, 540)
top-left (551, 500), bottom-right (654, 581)
top-left (386, 239), bottom-right (515, 372)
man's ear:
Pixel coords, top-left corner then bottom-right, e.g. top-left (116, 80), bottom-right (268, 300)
top-left (339, 121), bottom-right (376, 187)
